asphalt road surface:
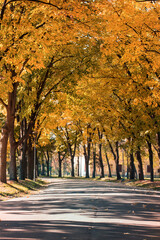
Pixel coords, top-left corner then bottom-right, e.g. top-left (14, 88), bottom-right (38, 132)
top-left (0, 178), bottom-right (160, 240)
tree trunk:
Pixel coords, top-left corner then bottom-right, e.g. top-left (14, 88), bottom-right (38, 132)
top-left (77, 155), bottom-right (79, 177)
top-left (46, 151), bottom-right (49, 177)
top-left (58, 151), bottom-right (62, 178)
top-left (83, 145), bottom-right (89, 178)
top-left (98, 130), bottom-right (104, 178)
top-left (136, 147), bottom-right (144, 180)
top-left (58, 161), bottom-right (62, 177)
top-left (85, 158), bottom-right (89, 178)
top-left (36, 154), bottom-right (39, 177)
top-left (105, 151), bottom-right (112, 177)
top-left (20, 118), bottom-right (27, 180)
top-left (130, 152), bottom-right (135, 180)
top-left (146, 137), bottom-right (154, 182)
top-left (99, 142), bottom-right (104, 178)
top-left (9, 118), bottom-right (17, 181)
top-left (9, 143), bottom-right (17, 181)
top-left (0, 123), bottom-right (8, 183)
top-left (115, 141), bottom-right (121, 180)
top-left (71, 156), bottom-right (74, 177)
top-left (92, 144), bottom-right (96, 178)
top-left (157, 132), bottom-right (160, 168)
top-left (41, 155), bottom-right (45, 176)
top-left (27, 136), bottom-right (34, 179)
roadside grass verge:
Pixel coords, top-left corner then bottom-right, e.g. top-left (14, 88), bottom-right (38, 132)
top-left (50, 175), bottom-right (160, 191)
top-left (0, 179), bottom-right (48, 201)
top-left (124, 179), bottom-right (160, 191)
top-left (93, 177), bottom-right (160, 191)
top-left (93, 176), bottom-right (160, 190)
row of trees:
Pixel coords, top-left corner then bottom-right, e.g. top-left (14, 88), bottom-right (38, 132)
top-left (0, 0), bottom-right (160, 183)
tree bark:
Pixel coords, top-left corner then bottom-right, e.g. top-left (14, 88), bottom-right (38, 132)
top-left (98, 142), bottom-right (104, 178)
top-left (146, 136), bottom-right (154, 182)
top-left (77, 155), bottom-right (79, 177)
top-left (92, 144), bottom-right (96, 178)
top-left (58, 151), bottom-right (62, 178)
top-left (98, 129), bottom-right (104, 178)
top-left (136, 147), bottom-right (144, 180)
top-left (8, 82), bottom-right (19, 181)
top-left (157, 132), bottom-right (160, 167)
top-left (46, 151), bottom-right (50, 177)
top-left (115, 141), bottom-right (121, 180)
top-left (9, 138), bottom-right (17, 181)
top-left (105, 150), bottom-right (112, 177)
top-left (0, 122), bottom-right (8, 183)
top-left (27, 136), bottom-right (34, 179)
top-left (19, 118), bottom-right (27, 180)
top-left (36, 153), bottom-right (39, 177)
top-left (83, 145), bottom-right (89, 178)
top-left (71, 156), bottom-right (74, 177)
top-left (130, 151), bottom-right (135, 180)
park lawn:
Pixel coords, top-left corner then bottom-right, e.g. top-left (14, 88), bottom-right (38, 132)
top-left (125, 179), bottom-right (160, 191)
top-left (0, 179), bottom-right (48, 201)
top-left (99, 177), bottom-right (160, 191)
top-left (80, 176), bottom-right (160, 191)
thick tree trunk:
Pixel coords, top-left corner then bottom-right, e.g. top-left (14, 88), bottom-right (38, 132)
top-left (85, 158), bottom-right (89, 178)
top-left (146, 138), bottom-right (154, 182)
top-left (46, 159), bottom-right (49, 177)
top-left (77, 155), bottom-right (79, 177)
top-left (46, 151), bottom-right (49, 177)
top-left (20, 118), bottom-right (27, 180)
top-left (99, 142), bottom-right (104, 178)
top-left (41, 154), bottom-right (45, 176)
top-left (6, 82), bottom-right (19, 182)
top-left (9, 117), bottom-right (18, 181)
top-left (92, 144), bottom-right (96, 178)
top-left (0, 123), bottom-right (8, 183)
top-left (9, 143), bottom-right (17, 181)
top-left (115, 141), bottom-right (121, 180)
top-left (27, 136), bottom-right (34, 179)
top-left (83, 145), bottom-right (89, 178)
top-left (136, 147), bottom-right (144, 180)
top-left (105, 151), bottom-right (112, 177)
top-left (157, 132), bottom-right (160, 167)
top-left (71, 156), bottom-right (74, 177)
top-left (98, 130), bottom-right (104, 178)
top-left (58, 151), bottom-right (62, 177)
top-left (130, 152), bottom-right (135, 180)
top-left (36, 154), bottom-right (39, 177)
top-left (58, 159), bottom-right (62, 178)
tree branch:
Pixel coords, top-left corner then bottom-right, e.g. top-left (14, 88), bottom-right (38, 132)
top-left (0, 98), bottom-right (8, 109)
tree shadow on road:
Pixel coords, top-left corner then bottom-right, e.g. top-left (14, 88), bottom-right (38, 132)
top-left (0, 220), bottom-right (160, 240)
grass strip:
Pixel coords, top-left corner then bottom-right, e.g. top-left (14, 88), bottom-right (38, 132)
top-left (0, 179), bottom-right (48, 201)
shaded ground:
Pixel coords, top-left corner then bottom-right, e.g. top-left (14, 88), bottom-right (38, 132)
top-left (0, 178), bottom-right (160, 240)
top-left (0, 179), bottom-right (47, 200)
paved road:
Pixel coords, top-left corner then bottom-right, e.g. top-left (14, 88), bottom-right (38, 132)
top-left (0, 178), bottom-right (160, 240)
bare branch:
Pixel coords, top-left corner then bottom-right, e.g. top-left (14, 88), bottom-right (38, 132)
top-left (0, 98), bottom-right (8, 109)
